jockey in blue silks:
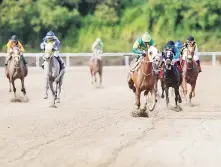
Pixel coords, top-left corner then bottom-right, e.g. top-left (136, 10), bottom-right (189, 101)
top-left (40, 31), bottom-right (65, 70)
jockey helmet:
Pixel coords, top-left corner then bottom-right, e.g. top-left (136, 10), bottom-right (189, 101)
top-left (142, 32), bottom-right (152, 43)
top-left (46, 31), bottom-right (55, 37)
top-left (11, 35), bottom-right (18, 43)
top-left (175, 40), bottom-right (183, 49)
top-left (187, 36), bottom-right (194, 41)
top-left (46, 31), bottom-right (55, 41)
top-left (96, 38), bottom-right (102, 43)
top-left (187, 36), bottom-right (195, 46)
top-left (166, 40), bottom-right (175, 49)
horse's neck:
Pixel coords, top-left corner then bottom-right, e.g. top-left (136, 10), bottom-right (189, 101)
top-left (185, 60), bottom-right (195, 72)
top-left (141, 56), bottom-right (152, 72)
top-left (44, 57), bottom-right (53, 75)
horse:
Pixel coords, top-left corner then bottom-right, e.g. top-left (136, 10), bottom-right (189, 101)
top-left (89, 49), bottom-right (103, 85)
top-left (127, 46), bottom-right (158, 117)
top-left (181, 48), bottom-right (199, 103)
top-left (5, 46), bottom-right (28, 98)
top-left (151, 49), bottom-right (164, 98)
top-left (43, 41), bottom-right (64, 107)
top-left (161, 50), bottom-right (182, 110)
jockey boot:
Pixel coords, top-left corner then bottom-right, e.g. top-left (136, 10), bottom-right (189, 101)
top-left (55, 56), bottom-right (64, 69)
top-left (196, 60), bottom-right (202, 73)
top-left (21, 54), bottom-right (28, 65)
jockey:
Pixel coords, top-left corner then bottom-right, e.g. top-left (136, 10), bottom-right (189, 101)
top-left (40, 31), bottom-right (65, 70)
top-left (133, 32), bottom-right (155, 59)
top-left (175, 40), bottom-right (183, 52)
top-left (5, 35), bottom-right (27, 66)
top-left (181, 36), bottom-right (202, 72)
top-left (92, 38), bottom-right (104, 56)
top-left (163, 40), bottom-right (180, 66)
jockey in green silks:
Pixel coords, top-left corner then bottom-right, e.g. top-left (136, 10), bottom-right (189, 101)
top-left (92, 38), bottom-right (104, 57)
top-left (130, 32), bottom-right (155, 71)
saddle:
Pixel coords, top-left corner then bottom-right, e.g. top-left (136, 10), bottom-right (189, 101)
top-left (129, 57), bottom-right (142, 72)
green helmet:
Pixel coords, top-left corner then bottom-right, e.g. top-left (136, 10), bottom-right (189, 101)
top-left (96, 38), bottom-right (102, 43)
top-left (11, 35), bottom-right (18, 42)
top-left (142, 32), bottom-right (152, 42)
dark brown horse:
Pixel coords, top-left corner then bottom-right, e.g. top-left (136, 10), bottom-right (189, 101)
top-left (89, 54), bottom-right (103, 85)
top-left (5, 47), bottom-right (28, 98)
top-left (127, 46), bottom-right (157, 117)
top-left (181, 48), bottom-right (199, 103)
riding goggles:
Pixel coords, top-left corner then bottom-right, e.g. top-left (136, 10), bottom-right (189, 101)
top-left (166, 45), bottom-right (174, 49)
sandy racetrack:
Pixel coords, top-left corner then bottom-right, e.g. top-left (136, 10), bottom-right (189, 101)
top-left (1, 65), bottom-right (221, 167)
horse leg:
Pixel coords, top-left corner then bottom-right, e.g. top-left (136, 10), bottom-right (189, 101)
top-left (99, 70), bottom-right (102, 85)
top-left (192, 82), bottom-right (196, 97)
top-left (128, 74), bottom-right (136, 93)
top-left (55, 82), bottom-right (59, 103)
top-left (155, 77), bottom-right (160, 98)
top-left (94, 72), bottom-right (97, 84)
top-left (90, 68), bottom-right (94, 84)
top-left (165, 86), bottom-right (169, 108)
top-left (44, 78), bottom-right (49, 99)
top-left (174, 87), bottom-right (179, 106)
top-left (49, 81), bottom-right (56, 106)
top-left (149, 87), bottom-right (157, 111)
top-left (12, 79), bottom-right (16, 98)
top-left (56, 74), bottom-right (64, 103)
top-left (142, 90), bottom-right (149, 111)
top-left (8, 79), bottom-right (11, 92)
top-left (182, 78), bottom-right (188, 103)
top-left (161, 79), bottom-right (165, 98)
top-left (20, 77), bottom-right (26, 96)
top-left (135, 88), bottom-right (141, 110)
top-left (189, 82), bottom-right (196, 103)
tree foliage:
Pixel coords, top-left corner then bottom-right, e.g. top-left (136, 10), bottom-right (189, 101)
top-left (0, 0), bottom-right (220, 52)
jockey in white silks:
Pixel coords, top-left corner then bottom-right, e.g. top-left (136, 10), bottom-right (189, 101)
top-left (181, 36), bottom-right (202, 72)
top-left (92, 38), bottom-right (104, 58)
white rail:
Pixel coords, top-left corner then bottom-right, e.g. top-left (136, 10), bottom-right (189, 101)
top-left (0, 52), bottom-right (221, 67)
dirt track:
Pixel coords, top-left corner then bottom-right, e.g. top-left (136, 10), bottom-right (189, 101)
top-left (1, 65), bottom-right (221, 167)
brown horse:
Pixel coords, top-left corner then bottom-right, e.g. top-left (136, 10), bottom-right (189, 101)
top-left (89, 54), bottom-right (103, 85)
top-left (128, 46), bottom-right (157, 117)
top-left (181, 48), bottom-right (199, 103)
top-left (5, 47), bottom-right (28, 98)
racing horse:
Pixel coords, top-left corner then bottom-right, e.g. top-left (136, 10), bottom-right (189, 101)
top-left (89, 49), bottom-right (103, 85)
top-left (5, 46), bottom-right (28, 98)
top-left (43, 41), bottom-right (64, 107)
top-left (127, 45), bottom-right (158, 117)
top-left (161, 50), bottom-right (182, 110)
top-left (181, 47), bottom-right (199, 103)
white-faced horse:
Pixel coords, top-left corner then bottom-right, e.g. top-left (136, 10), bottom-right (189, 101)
top-left (43, 41), bottom-right (65, 107)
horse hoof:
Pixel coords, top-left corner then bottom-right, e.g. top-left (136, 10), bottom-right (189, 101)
top-left (56, 99), bottom-right (60, 103)
top-left (161, 95), bottom-right (164, 98)
top-left (131, 110), bottom-right (139, 117)
top-left (44, 96), bottom-right (48, 99)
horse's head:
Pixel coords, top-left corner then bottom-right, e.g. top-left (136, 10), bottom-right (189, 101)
top-left (164, 50), bottom-right (174, 70)
top-left (11, 47), bottom-right (21, 68)
top-left (183, 48), bottom-right (194, 63)
top-left (148, 46), bottom-right (161, 68)
top-left (44, 41), bottom-right (55, 61)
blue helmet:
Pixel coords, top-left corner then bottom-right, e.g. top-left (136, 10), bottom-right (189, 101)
top-left (175, 40), bottom-right (183, 49)
top-left (46, 31), bottom-right (55, 37)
